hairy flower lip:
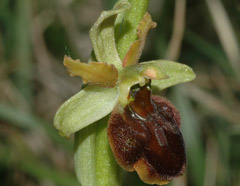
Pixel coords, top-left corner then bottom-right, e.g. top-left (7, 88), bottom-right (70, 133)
top-left (107, 84), bottom-right (186, 185)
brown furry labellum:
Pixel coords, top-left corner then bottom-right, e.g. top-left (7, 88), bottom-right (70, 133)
top-left (107, 83), bottom-right (186, 185)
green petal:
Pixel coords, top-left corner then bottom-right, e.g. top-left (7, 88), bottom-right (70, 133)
top-left (150, 60), bottom-right (196, 90)
top-left (54, 86), bottom-right (118, 137)
top-left (64, 56), bottom-right (118, 88)
top-left (90, 1), bottom-right (131, 70)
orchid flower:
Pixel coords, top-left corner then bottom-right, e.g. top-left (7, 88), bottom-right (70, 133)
top-left (54, 1), bottom-right (195, 185)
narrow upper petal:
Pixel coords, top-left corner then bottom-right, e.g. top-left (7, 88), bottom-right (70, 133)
top-left (122, 12), bottom-right (156, 67)
top-left (64, 56), bottom-right (118, 88)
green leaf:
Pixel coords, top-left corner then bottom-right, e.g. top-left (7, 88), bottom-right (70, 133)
top-left (90, 1), bottom-right (131, 69)
top-left (150, 60), bottom-right (196, 90)
top-left (118, 62), bottom-right (168, 107)
top-left (64, 56), bottom-right (118, 88)
top-left (54, 86), bottom-right (118, 137)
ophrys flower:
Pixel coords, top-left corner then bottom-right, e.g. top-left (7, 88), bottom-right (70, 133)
top-left (54, 1), bottom-right (195, 185)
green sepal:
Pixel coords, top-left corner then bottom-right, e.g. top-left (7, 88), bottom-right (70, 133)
top-left (150, 60), bottom-right (196, 90)
top-left (118, 62), bottom-right (168, 108)
top-left (54, 86), bottom-right (118, 137)
top-left (90, 1), bottom-right (131, 70)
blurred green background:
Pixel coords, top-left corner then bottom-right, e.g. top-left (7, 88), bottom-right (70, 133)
top-left (0, 0), bottom-right (240, 185)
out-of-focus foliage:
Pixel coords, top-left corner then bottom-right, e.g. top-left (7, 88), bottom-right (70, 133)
top-left (0, 0), bottom-right (240, 186)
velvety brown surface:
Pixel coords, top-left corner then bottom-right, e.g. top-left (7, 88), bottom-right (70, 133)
top-left (108, 84), bottom-right (186, 182)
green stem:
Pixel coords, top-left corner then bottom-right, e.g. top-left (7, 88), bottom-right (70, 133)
top-left (74, 124), bottom-right (97, 186)
top-left (117, 0), bottom-right (150, 59)
top-left (95, 116), bottom-right (121, 186)
top-left (74, 117), bottom-right (121, 186)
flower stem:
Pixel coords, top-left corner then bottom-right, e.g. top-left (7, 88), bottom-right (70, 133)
top-left (95, 116), bottom-right (121, 186)
top-left (74, 116), bottom-right (121, 186)
top-left (74, 124), bottom-right (97, 186)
